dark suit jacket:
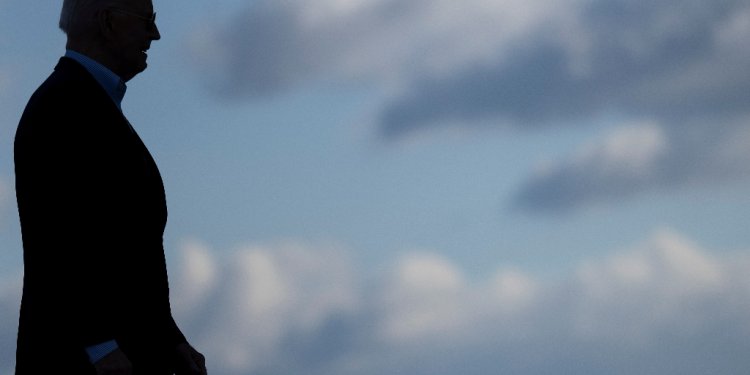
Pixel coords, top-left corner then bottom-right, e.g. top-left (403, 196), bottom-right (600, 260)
top-left (14, 57), bottom-right (186, 374)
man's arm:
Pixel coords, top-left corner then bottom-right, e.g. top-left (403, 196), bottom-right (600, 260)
top-left (174, 343), bottom-right (207, 375)
top-left (86, 340), bottom-right (119, 363)
top-left (93, 348), bottom-right (132, 375)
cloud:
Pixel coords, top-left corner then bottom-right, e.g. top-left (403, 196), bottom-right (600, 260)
top-left (171, 240), bottom-right (360, 373)
top-left (188, 0), bottom-right (573, 97)
top-left (169, 231), bottom-right (750, 375)
top-left (191, 0), bottom-right (750, 129)
top-left (191, 0), bottom-right (750, 211)
top-left (512, 118), bottom-right (750, 212)
top-left (379, 0), bottom-right (750, 137)
top-left (1, 232), bottom-right (749, 374)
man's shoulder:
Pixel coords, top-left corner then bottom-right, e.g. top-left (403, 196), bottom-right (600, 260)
top-left (28, 58), bottom-right (98, 104)
top-left (20, 58), bottom-right (111, 122)
top-left (16, 58), bottom-right (116, 144)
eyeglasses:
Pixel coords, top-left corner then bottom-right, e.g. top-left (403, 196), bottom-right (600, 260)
top-left (109, 8), bottom-right (157, 29)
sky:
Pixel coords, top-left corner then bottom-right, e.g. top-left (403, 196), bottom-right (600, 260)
top-left (1, 0), bottom-right (750, 374)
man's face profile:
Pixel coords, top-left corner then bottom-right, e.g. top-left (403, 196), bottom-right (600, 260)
top-left (104, 0), bottom-right (161, 81)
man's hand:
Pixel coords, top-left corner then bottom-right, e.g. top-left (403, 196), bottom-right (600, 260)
top-left (94, 348), bottom-right (133, 375)
top-left (174, 342), bottom-right (207, 375)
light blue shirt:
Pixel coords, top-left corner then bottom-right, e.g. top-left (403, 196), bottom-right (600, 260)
top-left (64, 49), bottom-right (127, 110)
top-left (64, 49), bottom-right (123, 363)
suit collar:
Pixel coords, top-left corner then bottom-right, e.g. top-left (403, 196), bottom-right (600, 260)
top-left (63, 50), bottom-right (127, 110)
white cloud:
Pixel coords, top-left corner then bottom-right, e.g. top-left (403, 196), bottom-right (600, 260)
top-left (167, 231), bottom-right (750, 375)
top-left (172, 240), bottom-right (359, 373)
top-left (1, 232), bottom-right (749, 374)
top-left (570, 231), bottom-right (726, 342)
top-left (171, 239), bottom-right (218, 313)
top-left (376, 253), bottom-right (467, 342)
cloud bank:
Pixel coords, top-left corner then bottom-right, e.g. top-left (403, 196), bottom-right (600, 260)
top-left (167, 232), bottom-right (750, 375)
top-left (378, 0), bottom-right (750, 135)
top-left (191, 0), bottom-right (750, 130)
top-left (2, 232), bottom-right (749, 374)
top-left (190, 0), bottom-right (750, 212)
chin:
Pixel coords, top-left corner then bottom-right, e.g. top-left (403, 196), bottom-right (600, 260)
top-left (124, 63), bottom-right (148, 81)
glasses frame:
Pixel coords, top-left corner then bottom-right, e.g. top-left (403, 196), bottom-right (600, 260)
top-left (108, 8), bottom-right (157, 28)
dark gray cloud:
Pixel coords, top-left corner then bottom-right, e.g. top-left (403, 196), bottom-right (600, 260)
top-left (189, 0), bottom-right (565, 97)
top-left (513, 119), bottom-right (750, 212)
top-left (192, 0), bottom-right (750, 131)
top-left (189, 0), bottom-right (750, 211)
top-left (189, 3), bottom-right (316, 97)
top-left (379, 43), bottom-right (600, 137)
top-left (379, 0), bottom-right (750, 211)
top-left (381, 0), bottom-right (750, 136)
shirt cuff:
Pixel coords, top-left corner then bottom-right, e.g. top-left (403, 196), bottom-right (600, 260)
top-left (85, 340), bottom-right (119, 363)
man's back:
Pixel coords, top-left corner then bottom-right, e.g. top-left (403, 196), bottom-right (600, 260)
top-left (15, 57), bottom-right (184, 374)
top-left (15, 2), bottom-right (206, 373)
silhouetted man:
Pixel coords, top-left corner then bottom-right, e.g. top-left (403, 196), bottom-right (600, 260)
top-left (14, 1), bottom-right (207, 374)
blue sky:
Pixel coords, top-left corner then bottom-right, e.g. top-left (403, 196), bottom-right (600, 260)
top-left (2, 0), bottom-right (750, 374)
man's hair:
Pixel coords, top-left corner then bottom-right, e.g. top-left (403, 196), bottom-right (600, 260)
top-left (59, 0), bottom-right (121, 36)
top-left (60, 0), bottom-right (91, 35)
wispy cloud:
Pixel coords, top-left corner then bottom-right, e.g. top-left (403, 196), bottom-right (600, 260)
top-left (169, 231), bottom-right (750, 375)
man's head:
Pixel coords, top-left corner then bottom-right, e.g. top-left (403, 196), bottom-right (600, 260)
top-left (60, 0), bottom-right (161, 81)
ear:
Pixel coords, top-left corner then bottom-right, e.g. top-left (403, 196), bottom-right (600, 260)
top-left (96, 8), bottom-right (116, 40)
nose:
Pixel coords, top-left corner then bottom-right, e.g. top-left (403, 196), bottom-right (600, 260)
top-left (151, 22), bottom-right (161, 41)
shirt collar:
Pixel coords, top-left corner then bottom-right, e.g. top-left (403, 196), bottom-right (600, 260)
top-left (64, 50), bottom-right (127, 110)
